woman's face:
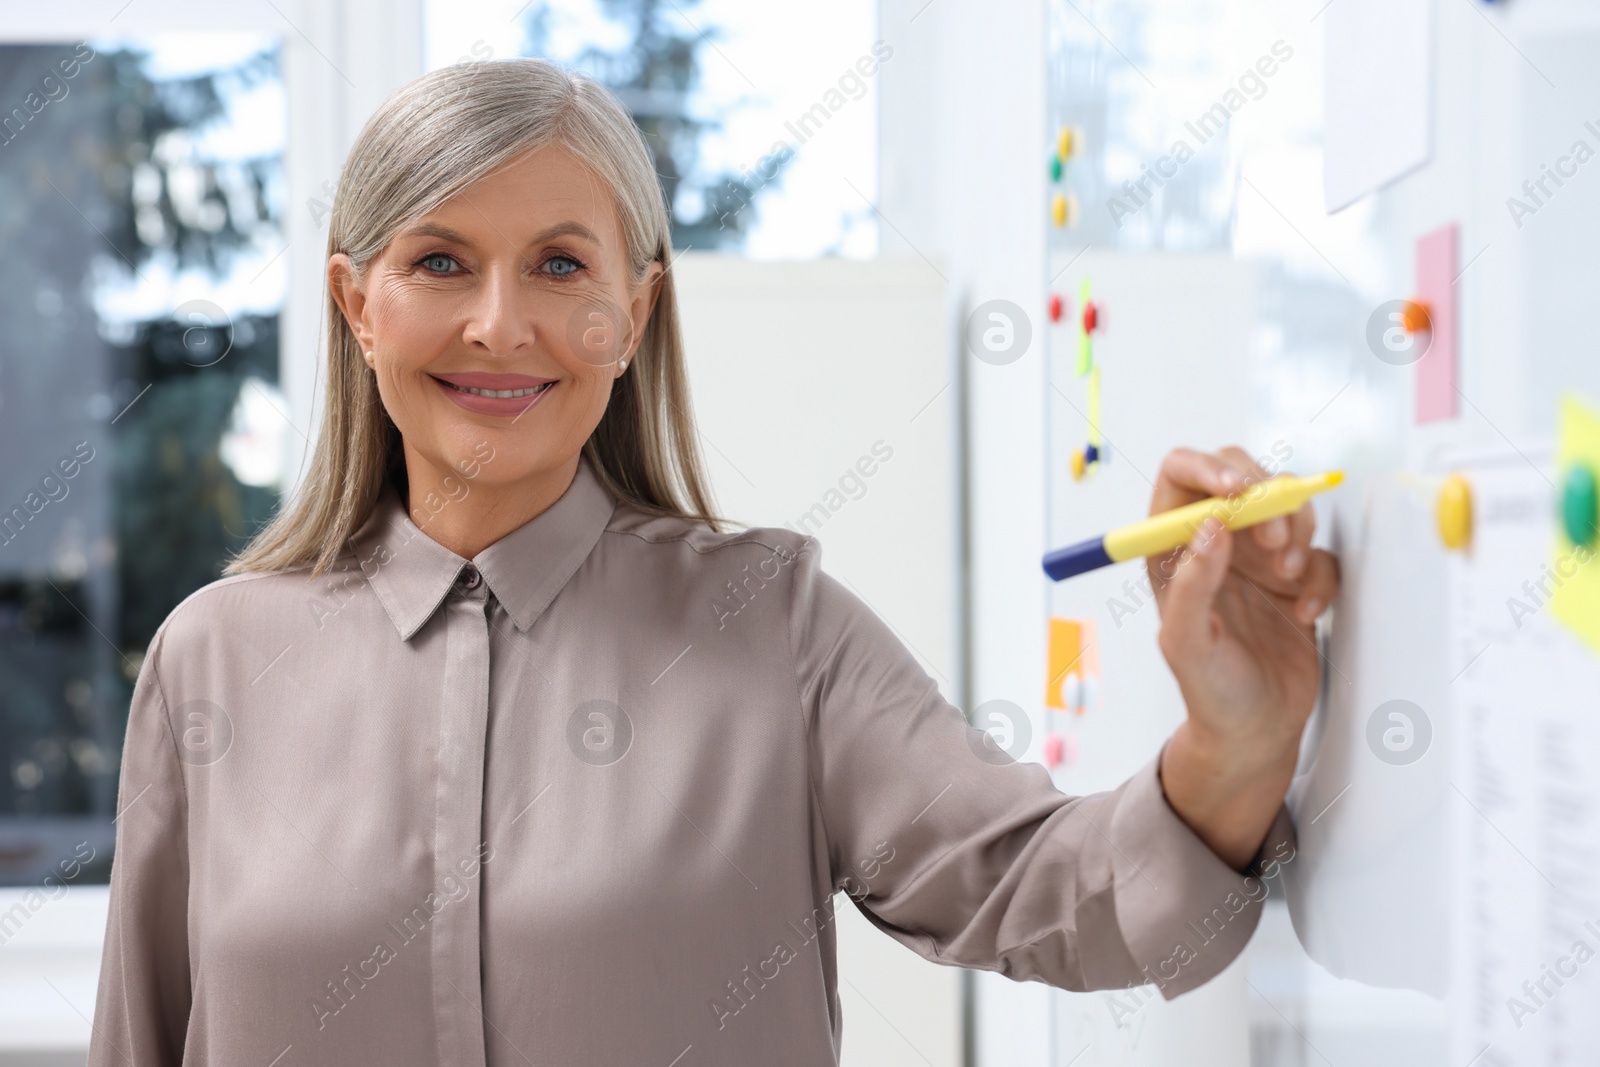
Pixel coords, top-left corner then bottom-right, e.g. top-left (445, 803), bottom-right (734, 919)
top-left (329, 143), bottom-right (661, 501)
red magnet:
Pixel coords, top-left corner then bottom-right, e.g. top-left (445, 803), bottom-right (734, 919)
top-left (1049, 293), bottom-right (1063, 322)
top-left (1081, 301), bottom-right (1098, 334)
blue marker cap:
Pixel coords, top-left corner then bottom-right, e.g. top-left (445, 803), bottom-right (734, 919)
top-left (1042, 536), bottom-right (1112, 581)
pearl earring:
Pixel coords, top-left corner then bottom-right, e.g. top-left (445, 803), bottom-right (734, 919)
top-left (619, 359), bottom-right (629, 372)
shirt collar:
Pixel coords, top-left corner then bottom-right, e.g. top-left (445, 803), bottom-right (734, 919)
top-left (350, 454), bottom-right (618, 641)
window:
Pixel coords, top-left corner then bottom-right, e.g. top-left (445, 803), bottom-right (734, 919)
top-left (0, 35), bottom-right (286, 886)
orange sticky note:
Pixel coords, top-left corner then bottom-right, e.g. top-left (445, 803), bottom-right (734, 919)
top-left (1046, 618), bottom-right (1100, 712)
top-left (1045, 618), bottom-right (1082, 709)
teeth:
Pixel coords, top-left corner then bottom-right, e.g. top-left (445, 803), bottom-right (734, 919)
top-left (448, 381), bottom-right (552, 398)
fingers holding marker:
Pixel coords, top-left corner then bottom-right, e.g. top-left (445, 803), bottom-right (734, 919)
top-left (1213, 446), bottom-right (1288, 551)
top-left (1049, 447), bottom-right (1337, 585)
top-left (1157, 517), bottom-right (1233, 662)
top-left (1154, 447), bottom-right (1246, 512)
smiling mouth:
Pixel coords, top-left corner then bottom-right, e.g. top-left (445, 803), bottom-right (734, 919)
top-left (434, 378), bottom-right (555, 399)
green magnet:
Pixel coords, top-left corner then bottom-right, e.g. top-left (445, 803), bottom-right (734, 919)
top-left (1561, 463), bottom-right (1599, 546)
top-left (1050, 155), bottom-right (1063, 182)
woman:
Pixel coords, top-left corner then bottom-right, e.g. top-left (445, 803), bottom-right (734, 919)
top-left (90, 58), bottom-right (1336, 1065)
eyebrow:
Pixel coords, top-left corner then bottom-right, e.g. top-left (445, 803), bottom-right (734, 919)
top-left (395, 220), bottom-right (601, 248)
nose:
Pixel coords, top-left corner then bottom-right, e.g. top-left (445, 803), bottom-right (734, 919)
top-left (459, 260), bottom-right (537, 356)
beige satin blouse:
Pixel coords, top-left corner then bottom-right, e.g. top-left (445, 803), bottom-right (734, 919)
top-left (90, 454), bottom-right (1294, 1066)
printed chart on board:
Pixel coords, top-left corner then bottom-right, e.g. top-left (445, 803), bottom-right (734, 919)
top-left (1444, 446), bottom-right (1600, 1066)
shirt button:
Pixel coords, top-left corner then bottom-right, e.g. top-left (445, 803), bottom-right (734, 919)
top-left (459, 565), bottom-right (482, 590)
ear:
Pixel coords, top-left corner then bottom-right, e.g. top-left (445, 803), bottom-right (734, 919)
top-left (328, 252), bottom-right (375, 368)
top-left (621, 259), bottom-right (666, 370)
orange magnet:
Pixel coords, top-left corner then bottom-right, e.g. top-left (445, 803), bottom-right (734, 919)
top-left (1401, 299), bottom-right (1432, 333)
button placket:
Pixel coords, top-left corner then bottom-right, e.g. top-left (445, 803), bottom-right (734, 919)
top-left (431, 579), bottom-right (492, 1066)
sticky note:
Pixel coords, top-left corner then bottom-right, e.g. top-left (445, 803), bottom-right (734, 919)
top-left (1552, 393), bottom-right (1600, 655)
top-left (1045, 618), bottom-right (1082, 709)
top-left (1414, 223), bottom-right (1458, 423)
top-left (1045, 617), bottom-right (1100, 711)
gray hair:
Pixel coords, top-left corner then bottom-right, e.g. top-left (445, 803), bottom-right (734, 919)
top-left (230, 58), bottom-right (721, 576)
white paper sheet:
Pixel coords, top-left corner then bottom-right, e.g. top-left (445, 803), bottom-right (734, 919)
top-left (1444, 447), bottom-right (1600, 1065)
top-left (1322, 0), bottom-right (1433, 213)
top-left (1282, 471), bottom-right (1449, 995)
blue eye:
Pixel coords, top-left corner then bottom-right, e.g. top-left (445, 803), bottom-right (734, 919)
top-left (544, 255), bottom-right (581, 277)
top-left (419, 253), bottom-right (458, 274)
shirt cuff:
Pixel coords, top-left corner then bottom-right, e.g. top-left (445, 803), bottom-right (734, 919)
top-left (1100, 746), bottom-right (1297, 999)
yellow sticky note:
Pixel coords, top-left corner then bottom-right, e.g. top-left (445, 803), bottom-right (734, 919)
top-left (1551, 393), bottom-right (1600, 654)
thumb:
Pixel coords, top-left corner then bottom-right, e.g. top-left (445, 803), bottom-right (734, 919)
top-left (1157, 516), bottom-right (1232, 663)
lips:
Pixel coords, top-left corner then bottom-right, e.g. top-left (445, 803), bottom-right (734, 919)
top-left (430, 372), bottom-right (557, 417)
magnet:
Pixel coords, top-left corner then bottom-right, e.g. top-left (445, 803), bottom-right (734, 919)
top-left (1059, 674), bottom-right (1082, 712)
top-left (1078, 674), bottom-right (1100, 716)
top-left (1562, 463), bottom-right (1599, 547)
top-left (1401, 299), bottom-right (1431, 333)
top-left (1436, 472), bottom-right (1472, 551)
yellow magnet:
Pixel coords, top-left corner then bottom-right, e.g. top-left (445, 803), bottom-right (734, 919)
top-left (1052, 193), bottom-right (1067, 227)
top-left (1070, 446), bottom-right (1087, 481)
top-left (1058, 127), bottom-right (1074, 160)
top-left (1436, 472), bottom-right (1472, 551)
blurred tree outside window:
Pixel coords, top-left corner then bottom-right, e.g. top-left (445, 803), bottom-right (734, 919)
top-left (0, 36), bottom-right (286, 885)
top-left (517, 0), bottom-right (794, 251)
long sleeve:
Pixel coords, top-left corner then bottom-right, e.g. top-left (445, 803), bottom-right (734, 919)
top-left (787, 541), bottom-right (1296, 998)
top-left (90, 633), bottom-right (192, 1064)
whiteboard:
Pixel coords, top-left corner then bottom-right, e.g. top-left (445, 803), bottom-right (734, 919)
top-left (1040, 0), bottom-right (1600, 1061)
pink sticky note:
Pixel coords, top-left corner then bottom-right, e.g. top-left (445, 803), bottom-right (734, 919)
top-left (1415, 223), bottom-right (1458, 423)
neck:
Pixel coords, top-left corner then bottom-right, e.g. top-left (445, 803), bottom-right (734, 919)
top-left (403, 445), bottom-right (579, 560)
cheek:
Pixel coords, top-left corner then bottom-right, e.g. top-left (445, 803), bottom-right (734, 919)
top-left (537, 298), bottom-right (626, 407)
top-left (369, 285), bottom-right (454, 370)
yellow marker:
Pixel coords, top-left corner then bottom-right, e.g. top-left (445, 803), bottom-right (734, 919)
top-left (1435, 472), bottom-right (1472, 550)
top-left (1043, 470), bottom-right (1344, 580)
